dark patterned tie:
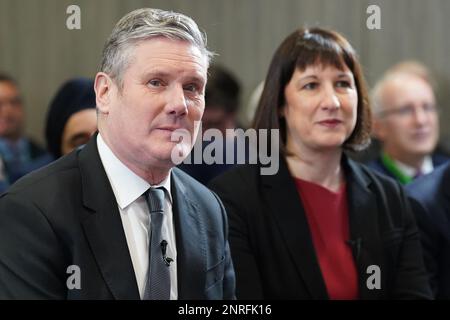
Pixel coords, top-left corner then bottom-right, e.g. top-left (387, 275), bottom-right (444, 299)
top-left (143, 187), bottom-right (171, 300)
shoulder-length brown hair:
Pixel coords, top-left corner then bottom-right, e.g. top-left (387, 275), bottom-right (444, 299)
top-left (253, 27), bottom-right (371, 153)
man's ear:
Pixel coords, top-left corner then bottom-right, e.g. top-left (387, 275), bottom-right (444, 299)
top-left (94, 72), bottom-right (114, 115)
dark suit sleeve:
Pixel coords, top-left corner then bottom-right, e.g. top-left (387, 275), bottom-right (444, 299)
top-left (391, 189), bottom-right (433, 299)
top-left (0, 193), bottom-right (67, 299)
top-left (211, 191), bottom-right (236, 300)
top-left (209, 175), bottom-right (264, 299)
top-left (408, 196), bottom-right (441, 298)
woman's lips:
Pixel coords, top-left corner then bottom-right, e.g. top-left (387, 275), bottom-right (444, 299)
top-left (318, 119), bottom-right (342, 128)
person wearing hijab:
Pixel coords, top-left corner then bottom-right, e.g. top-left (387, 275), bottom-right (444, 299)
top-left (45, 77), bottom-right (97, 159)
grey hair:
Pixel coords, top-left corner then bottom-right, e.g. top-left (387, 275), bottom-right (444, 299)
top-left (371, 61), bottom-right (434, 117)
top-left (99, 8), bottom-right (214, 88)
top-left (371, 78), bottom-right (386, 117)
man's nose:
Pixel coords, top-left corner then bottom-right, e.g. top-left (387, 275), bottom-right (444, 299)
top-left (166, 85), bottom-right (188, 117)
top-left (413, 105), bottom-right (430, 125)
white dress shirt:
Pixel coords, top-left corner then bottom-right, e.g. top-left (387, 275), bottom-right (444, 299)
top-left (394, 155), bottom-right (434, 178)
top-left (97, 134), bottom-right (178, 299)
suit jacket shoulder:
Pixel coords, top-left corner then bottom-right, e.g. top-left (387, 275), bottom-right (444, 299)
top-left (0, 148), bottom-right (90, 299)
top-left (407, 162), bottom-right (450, 207)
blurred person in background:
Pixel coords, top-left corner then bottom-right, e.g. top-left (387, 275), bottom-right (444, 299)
top-left (179, 64), bottom-right (243, 184)
top-left (0, 73), bottom-right (50, 185)
top-left (368, 61), bottom-right (448, 184)
top-left (201, 65), bottom-right (241, 134)
top-left (45, 77), bottom-right (97, 159)
top-left (243, 81), bottom-right (264, 129)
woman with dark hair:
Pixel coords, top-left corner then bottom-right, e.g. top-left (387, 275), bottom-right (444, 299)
top-left (209, 28), bottom-right (431, 299)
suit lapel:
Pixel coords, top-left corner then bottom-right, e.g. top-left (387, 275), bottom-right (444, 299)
top-left (261, 158), bottom-right (328, 299)
top-left (344, 158), bottom-right (384, 300)
top-left (78, 136), bottom-right (140, 300)
top-left (443, 165), bottom-right (450, 212)
top-left (171, 169), bottom-right (207, 299)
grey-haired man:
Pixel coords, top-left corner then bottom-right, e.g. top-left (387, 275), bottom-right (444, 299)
top-left (0, 8), bottom-right (235, 300)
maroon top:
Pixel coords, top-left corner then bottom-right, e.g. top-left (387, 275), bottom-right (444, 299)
top-left (294, 177), bottom-right (359, 300)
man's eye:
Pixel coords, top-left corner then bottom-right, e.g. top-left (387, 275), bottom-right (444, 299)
top-left (397, 106), bottom-right (415, 116)
top-left (148, 79), bottom-right (162, 87)
top-left (184, 84), bottom-right (199, 92)
top-left (423, 103), bottom-right (437, 113)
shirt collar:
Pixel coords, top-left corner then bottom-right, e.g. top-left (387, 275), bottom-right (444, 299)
top-left (394, 155), bottom-right (434, 177)
top-left (97, 134), bottom-right (172, 210)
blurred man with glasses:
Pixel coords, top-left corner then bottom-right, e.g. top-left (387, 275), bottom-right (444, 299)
top-left (369, 61), bottom-right (448, 184)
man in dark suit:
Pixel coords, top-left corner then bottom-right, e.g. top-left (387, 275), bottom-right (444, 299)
top-left (406, 163), bottom-right (450, 299)
top-left (368, 61), bottom-right (448, 184)
top-left (0, 8), bottom-right (235, 300)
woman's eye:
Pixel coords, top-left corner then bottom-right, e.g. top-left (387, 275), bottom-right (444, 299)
top-left (336, 80), bottom-right (352, 88)
top-left (303, 82), bottom-right (318, 90)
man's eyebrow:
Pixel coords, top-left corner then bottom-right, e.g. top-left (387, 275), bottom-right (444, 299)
top-left (142, 70), bottom-right (205, 83)
top-left (184, 75), bottom-right (206, 84)
top-left (143, 70), bottom-right (170, 78)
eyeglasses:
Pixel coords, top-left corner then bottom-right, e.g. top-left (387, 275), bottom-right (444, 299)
top-left (377, 103), bottom-right (437, 118)
top-left (0, 97), bottom-right (22, 109)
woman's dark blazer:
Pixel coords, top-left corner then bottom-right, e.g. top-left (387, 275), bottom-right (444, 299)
top-left (209, 155), bottom-right (432, 299)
